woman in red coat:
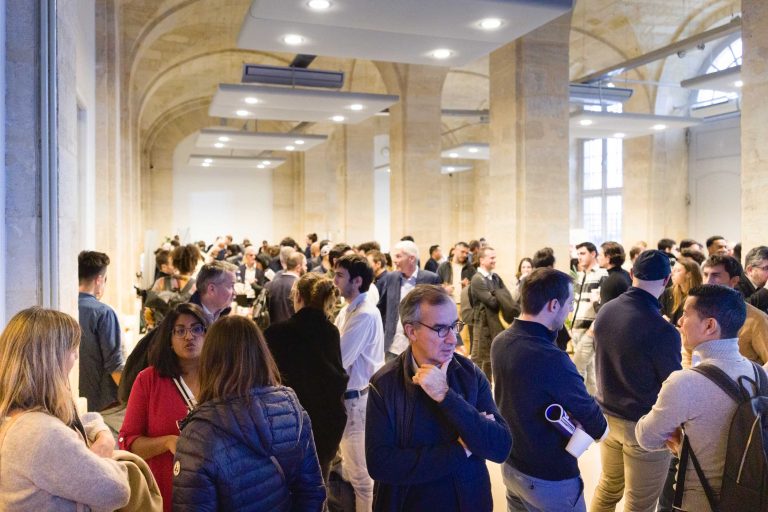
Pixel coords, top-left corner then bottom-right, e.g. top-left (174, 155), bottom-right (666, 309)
top-left (119, 303), bottom-right (208, 511)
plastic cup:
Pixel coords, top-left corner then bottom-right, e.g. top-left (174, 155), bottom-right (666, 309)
top-left (566, 427), bottom-right (594, 458)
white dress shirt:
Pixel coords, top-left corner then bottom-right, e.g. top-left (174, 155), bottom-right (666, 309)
top-left (389, 269), bottom-right (418, 355)
top-left (335, 291), bottom-right (385, 391)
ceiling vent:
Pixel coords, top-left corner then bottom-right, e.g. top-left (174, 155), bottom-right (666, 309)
top-left (242, 64), bottom-right (344, 89)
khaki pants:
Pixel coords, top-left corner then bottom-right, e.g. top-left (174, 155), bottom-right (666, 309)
top-left (590, 415), bottom-right (670, 512)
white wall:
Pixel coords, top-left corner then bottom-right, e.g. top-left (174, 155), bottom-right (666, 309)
top-left (687, 116), bottom-right (741, 243)
top-left (172, 133), bottom-right (274, 244)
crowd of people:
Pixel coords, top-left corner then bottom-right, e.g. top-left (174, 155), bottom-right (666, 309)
top-left (0, 231), bottom-right (766, 512)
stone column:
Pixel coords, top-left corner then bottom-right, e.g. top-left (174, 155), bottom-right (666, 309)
top-left (376, 63), bottom-right (448, 255)
top-left (741, 0), bottom-right (768, 252)
top-left (487, 13), bottom-right (571, 276)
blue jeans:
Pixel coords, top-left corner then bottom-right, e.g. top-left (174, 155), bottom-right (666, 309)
top-left (503, 463), bottom-right (586, 512)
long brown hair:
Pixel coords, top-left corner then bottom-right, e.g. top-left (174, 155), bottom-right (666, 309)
top-left (149, 303), bottom-right (209, 378)
top-left (198, 316), bottom-right (280, 403)
top-left (294, 272), bottom-right (338, 319)
top-left (0, 307), bottom-right (80, 425)
top-left (671, 257), bottom-right (703, 314)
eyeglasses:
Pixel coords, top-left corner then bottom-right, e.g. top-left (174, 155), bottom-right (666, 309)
top-left (172, 324), bottom-right (205, 338)
top-left (414, 320), bottom-right (465, 339)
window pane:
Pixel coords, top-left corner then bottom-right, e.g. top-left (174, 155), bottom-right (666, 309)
top-left (583, 196), bottom-right (602, 243)
top-left (606, 195), bottom-right (622, 242)
top-left (712, 49), bottom-right (735, 71)
top-left (730, 38), bottom-right (742, 61)
top-left (606, 138), bottom-right (623, 188)
top-left (583, 139), bottom-right (602, 190)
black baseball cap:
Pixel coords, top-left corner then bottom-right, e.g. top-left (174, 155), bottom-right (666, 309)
top-left (633, 250), bottom-right (672, 280)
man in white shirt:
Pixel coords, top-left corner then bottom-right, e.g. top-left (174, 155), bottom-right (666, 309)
top-left (333, 253), bottom-right (385, 512)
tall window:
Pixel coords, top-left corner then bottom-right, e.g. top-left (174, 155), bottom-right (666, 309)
top-left (694, 38), bottom-right (742, 107)
top-left (578, 104), bottom-right (623, 244)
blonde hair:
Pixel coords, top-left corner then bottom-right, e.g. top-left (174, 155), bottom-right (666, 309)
top-left (0, 307), bottom-right (80, 425)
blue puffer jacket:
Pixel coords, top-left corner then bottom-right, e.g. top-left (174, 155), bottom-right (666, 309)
top-left (172, 386), bottom-right (326, 511)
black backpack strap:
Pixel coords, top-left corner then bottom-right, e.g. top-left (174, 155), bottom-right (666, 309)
top-left (691, 363), bottom-right (742, 403)
top-left (749, 361), bottom-right (768, 396)
top-left (682, 433), bottom-right (721, 512)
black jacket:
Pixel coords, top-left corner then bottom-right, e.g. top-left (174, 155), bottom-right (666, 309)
top-left (436, 260), bottom-right (476, 286)
top-left (174, 386), bottom-right (326, 511)
top-left (264, 308), bottom-right (349, 467)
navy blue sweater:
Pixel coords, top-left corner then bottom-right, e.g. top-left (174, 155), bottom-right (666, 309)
top-left (593, 286), bottom-right (682, 422)
top-left (491, 320), bottom-right (607, 481)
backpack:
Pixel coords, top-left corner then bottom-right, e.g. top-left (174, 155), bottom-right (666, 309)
top-left (674, 361), bottom-right (768, 512)
top-left (143, 277), bottom-right (196, 330)
top-left (252, 287), bottom-right (270, 331)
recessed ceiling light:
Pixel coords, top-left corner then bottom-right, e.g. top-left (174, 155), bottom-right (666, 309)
top-left (449, 153), bottom-right (459, 158)
top-left (244, 97), bottom-right (259, 105)
top-left (468, 147), bottom-right (479, 153)
top-left (478, 18), bottom-right (503, 30)
top-left (262, 160), bottom-right (271, 165)
top-left (217, 136), bottom-right (230, 142)
top-left (734, 80), bottom-right (744, 88)
top-left (331, 115), bottom-right (345, 122)
top-left (447, 166), bottom-right (455, 172)
top-left (235, 110), bottom-right (251, 117)
top-left (430, 49), bottom-right (453, 60)
top-left (348, 104), bottom-right (364, 111)
top-left (613, 132), bottom-right (626, 139)
top-left (202, 162), bottom-right (211, 167)
top-left (652, 124), bottom-right (667, 131)
top-left (294, 139), bottom-right (305, 145)
top-left (606, 82), bottom-right (616, 88)
top-left (579, 119), bottom-right (593, 126)
top-left (203, 158), bottom-right (213, 164)
top-left (214, 142), bottom-right (225, 148)
top-left (307, 0), bottom-right (331, 10)
top-left (285, 145), bottom-right (295, 151)
top-left (257, 164), bottom-right (266, 169)
top-left (386, 168), bottom-right (391, 173)
top-left (282, 34), bottom-right (305, 46)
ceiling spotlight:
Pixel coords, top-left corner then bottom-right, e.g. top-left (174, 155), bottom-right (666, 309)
top-left (579, 119), bottom-right (593, 126)
top-left (478, 18), bottom-right (503, 30)
top-left (734, 80), bottom-right (744, 88)
top-left (203, 158), bottom-right (213, 164)
top-left (282, 34), bottom-right (305, 46)
top-left (386, 168), bottom-right (391, 173)
top-left (202, 162), bottom-right (211, 167)
top-left (235, 110), bottom-right (250, 117)
top-left (217, 136), bottom-right (230, 142)
top-left (430, 49), bottom-right (453, 60)
top-left (294, 139), bottom-right (305, 145)
top-left (613, 132), bottom-right (626, 139)
top-left (468, 147), bottom-right (479, 153)
top-left (307, 0), bottom-right (331, 10)
top-left (257, 164), bottom-right (266, 169)
top-left (244, 97), bottom-right (259, 105)
top-left (447, 166), bottom-right (456, 172)
top-left (652, 124), bottom-right (667, 131)
top-left (449, 153), bottom-right (459, 158)
top-left (348, 104), bottom-right (364, 111)
top-left (331, 115), bottom-right (345, 122)
top-left (214, 142), bottom-right (225, 148)
top-left (286, 145), bottom-right (295, 151)
top-left (262, 160), bottom-right (271, 165)
top-left (606, 82), bottom-right (616, 88)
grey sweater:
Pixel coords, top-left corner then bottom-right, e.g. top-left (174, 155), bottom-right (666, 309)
top-left (0, 411), bottom-right (130, 511)
top-left (635, 338), bottom-right (755, 512)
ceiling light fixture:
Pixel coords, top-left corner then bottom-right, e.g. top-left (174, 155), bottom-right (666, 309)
top-left (294, 139), bottom-right (305, 145)
top-left (257, 164), bottom-right (266, 169)
top-left (262, 161), bottom-right (271, 165)
top-left (579, 119), bottom-right (593, 126)
top-left (286, 145), bottom-right (295, 151)
top-left (734, 80), bottom-right (744, 88)
top-left (217, 136), bottom-right (230, 142)
top-left (446, 166), bottom-right (456, 172)
top-left (203, 158), bottom-right (213, 164)
top-left (430, 49), bottom-right (453, 60)
top-left (330, 115), bottom-right (345, 122)
top-left (282, 34), bottom-right (305, 46)
top-left (478, 18), bottom-right (503, 30)
top-left (468, 147), bottom-right (479, 153)
top-left (307, 0), bottom-right (331, 10)
top-left (613, 132), bottom-right (626, 139)
top-left (244, 97), bottom-right (259, 104)
top-left (235, 109), bottom-right (251, 117)
top-left (348, 104), bottom-right (364, 111)
top-left (652, 124), bottom-right (667, 131)
top-left (214, 142), bottom-right (225, 148)
top-left (449, 153), bottom-right (459, 158)
top-left (202, 162), bottom-right (211, 167)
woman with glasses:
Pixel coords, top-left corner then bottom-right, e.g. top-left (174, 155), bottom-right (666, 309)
top-left (173, 316), bottom-right (326, 511)
top-left (119, 303), bottom-right (208, 512)
top-left (264, 273), bottom-right (348, 480)
top-left (0, 307), bottom-right (130, 511)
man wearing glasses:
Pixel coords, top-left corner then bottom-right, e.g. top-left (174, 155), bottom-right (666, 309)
top-left (366, 284), bottom-right (512, 512)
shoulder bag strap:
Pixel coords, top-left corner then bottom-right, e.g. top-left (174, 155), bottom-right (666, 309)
top-left (172, 377), bottom-right (196, 413)
top-left (751, 361), bottom-right (768, 396)
top-left (691, 364), bottom-right (742, 402)
top-left (674, 431), bottom-right (721, 512)
top-left (686, 434), bottom-right (721, 512)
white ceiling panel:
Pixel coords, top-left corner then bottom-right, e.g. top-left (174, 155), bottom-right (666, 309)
top-left (209, 84), bottom-right (399, 123)
top-left (196, 128), bottom-right (327, 151)
top-left (238, 0), bottom-right (573, 67)
top-left (570, 111), bottom-right (702, 140)
top-left (188, 155), bottom-right (287, 170)
top-left (442, 143), bottom-right (489, 160)
top-left (681, 65), bottom-right (742, 93)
